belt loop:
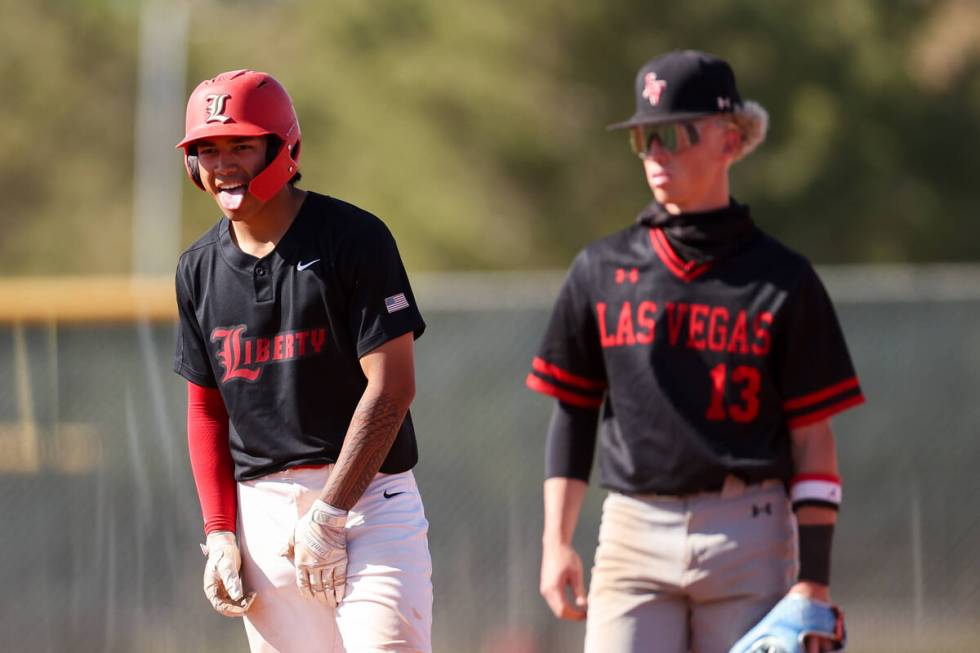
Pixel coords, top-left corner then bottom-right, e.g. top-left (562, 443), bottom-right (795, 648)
top-left (720, 474), bottom-right (746, 499)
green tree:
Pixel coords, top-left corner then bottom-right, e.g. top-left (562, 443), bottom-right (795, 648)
top-left (2, 0), bottom-right (978, 274)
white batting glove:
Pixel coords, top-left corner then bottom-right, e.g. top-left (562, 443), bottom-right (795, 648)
top-left (282, 499), bottom-right (348, 606)
top-left (201, 531), bottom-right (256, 617)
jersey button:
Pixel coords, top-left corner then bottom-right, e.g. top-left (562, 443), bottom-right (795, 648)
top-left (255, 266), bottom-right (266, 277)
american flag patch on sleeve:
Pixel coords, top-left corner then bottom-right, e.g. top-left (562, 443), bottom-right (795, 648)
top-left (384, 293), bottom-right (410, 314)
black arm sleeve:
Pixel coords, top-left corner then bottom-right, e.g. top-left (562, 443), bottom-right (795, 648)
top-left (797, 523), bottom-right (834, 585)
top-left (544, 401), bottom-right (600, 481)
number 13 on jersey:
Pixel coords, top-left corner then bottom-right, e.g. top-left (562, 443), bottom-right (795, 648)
top-left (706, 364), bottom-right (760, 423)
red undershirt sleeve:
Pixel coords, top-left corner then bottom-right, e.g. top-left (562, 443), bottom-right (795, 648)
top-left (186, 381), bottom-right (237, 535)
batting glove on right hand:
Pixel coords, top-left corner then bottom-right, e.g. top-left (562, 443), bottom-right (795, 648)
top-left (201, 531), bottom-right (256, 617)
top-left (282, 499), bottom-right (348, 606)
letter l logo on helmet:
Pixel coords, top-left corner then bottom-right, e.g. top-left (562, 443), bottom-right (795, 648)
top-left (205, 94), bottom-right (232, 123)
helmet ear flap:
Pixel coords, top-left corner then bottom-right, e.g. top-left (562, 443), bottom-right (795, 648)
top-left (264, 135), bottom-right (301, 167)
top-left (265, 135), bottom-right (282, 166)
top-left (260, 135), bottom-right (302, 189)
top-left (289, 139), bottom-right (302, 185)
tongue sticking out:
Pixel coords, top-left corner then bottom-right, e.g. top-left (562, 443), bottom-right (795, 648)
top-left (218, 186), bottom-right (247, 211)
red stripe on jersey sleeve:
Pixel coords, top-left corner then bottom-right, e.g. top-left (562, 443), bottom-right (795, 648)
top-left (783, 377), bottom-right (861, 411)
top-left (786, 394), bottom-right (865, 429)
top-left (650, 229), bottom-right (712, 282)
top-left (526, 373), bottom-right (604, 408)
top-left (532, 357), bottom-right (607, 390)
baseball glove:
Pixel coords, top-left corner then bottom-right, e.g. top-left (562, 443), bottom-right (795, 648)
top-left (729, 594), bottom-right (846, 653)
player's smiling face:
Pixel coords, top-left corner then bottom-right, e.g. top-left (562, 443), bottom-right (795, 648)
top-left (638, 118), bottom-right (739, 213)
top-left (195, 136), bottom-right (269, 220)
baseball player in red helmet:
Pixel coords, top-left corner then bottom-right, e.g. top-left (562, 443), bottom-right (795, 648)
top-left (527, 51), bottom-right (861, 652)
top-left (174, 69), bottom-right (432, 652)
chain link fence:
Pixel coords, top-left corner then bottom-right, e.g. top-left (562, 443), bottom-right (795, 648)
top-left (1, 267), bottom-right (979, 652)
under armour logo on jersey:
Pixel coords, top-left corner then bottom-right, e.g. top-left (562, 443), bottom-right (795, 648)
top-left (717, 96), bottom-right (732, 110)
top-left (205, 94), bottom-right (232, 123)
top-left (642, 73), bottom-right (667, 107)
top-left (615, 268), bottom-right (639, 284)
top-left (751, 502), bottom-right (773, 517)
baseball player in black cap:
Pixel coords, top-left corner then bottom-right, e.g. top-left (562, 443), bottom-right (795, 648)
top-left (527, 50), bottom-right (861, 652)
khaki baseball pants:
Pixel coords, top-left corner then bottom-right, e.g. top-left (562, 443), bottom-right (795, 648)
top-left (584, 478), bottom-right (795, 653)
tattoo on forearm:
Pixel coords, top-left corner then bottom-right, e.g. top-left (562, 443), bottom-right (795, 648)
top-left (323, 392), bottom-right (406, 510)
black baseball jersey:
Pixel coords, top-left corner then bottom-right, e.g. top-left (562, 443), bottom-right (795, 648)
top-left (527, 211), bottom-right (863, 495)
top-left (175, 192), bottom-right (425, 481)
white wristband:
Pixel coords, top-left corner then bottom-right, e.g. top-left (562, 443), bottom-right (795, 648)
top-left (789, 474), bottom-right (842, 510)
top-left (310, 499), bottom-right (348, 526)
top-left (311, 499), bottom-right (347, 517)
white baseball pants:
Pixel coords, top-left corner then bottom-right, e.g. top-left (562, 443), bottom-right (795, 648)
top-left (236, 466), bottom-right (433, 653)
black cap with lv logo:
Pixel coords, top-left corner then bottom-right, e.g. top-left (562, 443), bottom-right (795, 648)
top-left (608, 50), bottom-right (743, 130)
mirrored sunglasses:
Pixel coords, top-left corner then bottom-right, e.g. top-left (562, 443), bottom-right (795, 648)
top-left (629, 122), bottom-right (701, 157)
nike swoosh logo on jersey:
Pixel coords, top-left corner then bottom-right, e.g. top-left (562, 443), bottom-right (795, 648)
top-left (383, 489), bottom-right (405, 499)
top-left (297, 259), bottom-right (320, 271)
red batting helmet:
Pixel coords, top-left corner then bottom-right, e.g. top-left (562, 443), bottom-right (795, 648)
top-left (176, 69), bottom-right (301, 202)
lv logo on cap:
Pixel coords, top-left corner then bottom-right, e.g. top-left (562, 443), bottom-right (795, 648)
top-left (642, 73), bottom-right (667, 107)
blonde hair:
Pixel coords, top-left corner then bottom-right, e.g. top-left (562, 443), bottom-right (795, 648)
top-left (727, 100), bottom-right (769, 162)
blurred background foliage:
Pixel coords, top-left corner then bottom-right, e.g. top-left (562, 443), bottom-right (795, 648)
top-left (2, 0), bottom-right (979, 275)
